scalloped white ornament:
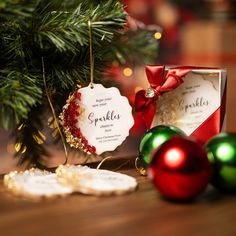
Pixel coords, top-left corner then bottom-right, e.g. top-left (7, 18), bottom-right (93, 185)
top-left (77, 84), bottom-right (134, 154)
top-left (4, 169), bottom-right (73, 198)
top-left (56, 165), bottom-right (138, 196)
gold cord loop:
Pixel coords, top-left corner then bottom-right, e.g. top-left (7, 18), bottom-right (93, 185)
top-left (135, 157), bottom-right (147, 176)
top-left (88, 20), bottom-right (94, 88)
top-left (96, 156), bottom-right (113, 170)
top-left (42, 57), bottom-right (68, 165)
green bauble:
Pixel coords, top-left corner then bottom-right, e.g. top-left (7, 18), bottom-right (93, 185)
top-left (206, 133), bottom-right (236, 192)
top-left (138, 125), bottom-right (186, 167)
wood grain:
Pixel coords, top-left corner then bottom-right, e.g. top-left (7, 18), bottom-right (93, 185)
top-left (0, 157), bottom-right (236, 236)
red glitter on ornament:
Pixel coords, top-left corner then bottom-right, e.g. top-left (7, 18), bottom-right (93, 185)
top-left (75, 92), bottom-right (81, 100)
top-left (62, 90), bottom-right (96, 154)
top-left (90, 146), bottom-right (96, 153)
top-left (87, 145), bottom-right (96, 154)
top-left (81, 137), bottom-right (88, 146)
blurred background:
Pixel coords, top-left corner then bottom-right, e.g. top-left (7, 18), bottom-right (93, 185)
top-left (1, 0), bottom-right (236, 173)
top-left (121, 0), bottom-right (236, 131)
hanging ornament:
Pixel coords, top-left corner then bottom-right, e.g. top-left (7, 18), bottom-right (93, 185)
top-left (60, 84), bottom-right (133, 155)
top-left (4, 169), bottom-right (73, 199)
top-left (60, 20), bottom-right (134, 155)
top-left (136, 125), bottom-right (185, 175)
top-left (205, 133), bottom-right (236, 192)
top-left (149, 136), bottom-right (211, 201)
top-left (56, 165), bottom-right (138, 196)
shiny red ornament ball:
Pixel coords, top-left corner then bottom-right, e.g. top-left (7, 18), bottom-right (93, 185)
top-left (149, 136), bottom-right (211, 201)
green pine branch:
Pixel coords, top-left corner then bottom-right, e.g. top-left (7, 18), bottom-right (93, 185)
top-left (0, 69), bottom-right (42, 129)
top-left (105, 30), bottom-right (158, 65)
top-left (0, 0), bottom-right (159, 167)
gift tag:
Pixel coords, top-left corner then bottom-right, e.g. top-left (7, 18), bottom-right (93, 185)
top-left (4, 169), bottom-right (73, 199)
top-left (60, 84), bottom-right (134, 155)
top-left (56, 165), bottom-right (138, 196)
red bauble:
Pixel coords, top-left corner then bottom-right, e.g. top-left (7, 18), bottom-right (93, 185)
top-left (149, 136), bottom-right (211, 201)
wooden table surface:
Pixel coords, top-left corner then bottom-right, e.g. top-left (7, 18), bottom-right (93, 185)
top-left (0, 157), bottom-right (236, 236)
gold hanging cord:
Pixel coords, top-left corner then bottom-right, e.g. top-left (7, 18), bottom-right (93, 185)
top-left (41, 57), bottom-right (68, 165)
top-left (88, 20), bottom-right (94, 88)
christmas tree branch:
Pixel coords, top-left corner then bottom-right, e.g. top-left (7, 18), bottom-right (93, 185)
top-left (34, 0), bottom-right (126, 52)
top-left (0, 0), bottom-right (158, 166)
top-left (0, 69), bottom-right (42, 129)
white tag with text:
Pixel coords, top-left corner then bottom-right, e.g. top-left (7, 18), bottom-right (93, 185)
top-left (78, 84), bottom-right (134, 154)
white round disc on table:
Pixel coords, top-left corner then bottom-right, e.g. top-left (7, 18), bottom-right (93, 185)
top-left (4, 168), bottom-right (73, 199)
top-left (56, 165), bottom-right (138, 196)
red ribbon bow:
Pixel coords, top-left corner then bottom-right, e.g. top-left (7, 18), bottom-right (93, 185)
top-left (135, 65), bottom-right (191, 129)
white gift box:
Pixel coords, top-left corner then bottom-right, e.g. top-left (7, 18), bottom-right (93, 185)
top-left (150, 68), bottom-right (227, 143)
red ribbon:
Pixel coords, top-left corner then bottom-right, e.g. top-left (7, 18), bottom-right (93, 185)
top-left (135, 65), bottom-right (191, 128)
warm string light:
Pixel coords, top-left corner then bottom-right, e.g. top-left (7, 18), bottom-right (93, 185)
top-left (154, 31), bottom-right (162, 40)
top-left (123, 67), bottom-right (133, 77)
top-left (14, 143), bottom-right (26, 154)
top-left (33, 131), bottom-right (46, 145)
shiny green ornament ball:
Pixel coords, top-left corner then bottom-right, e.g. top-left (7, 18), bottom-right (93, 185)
top-left (206, 133), bottom-right (236, 192)
top-left (138, 125), bottom-right (186, 167)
